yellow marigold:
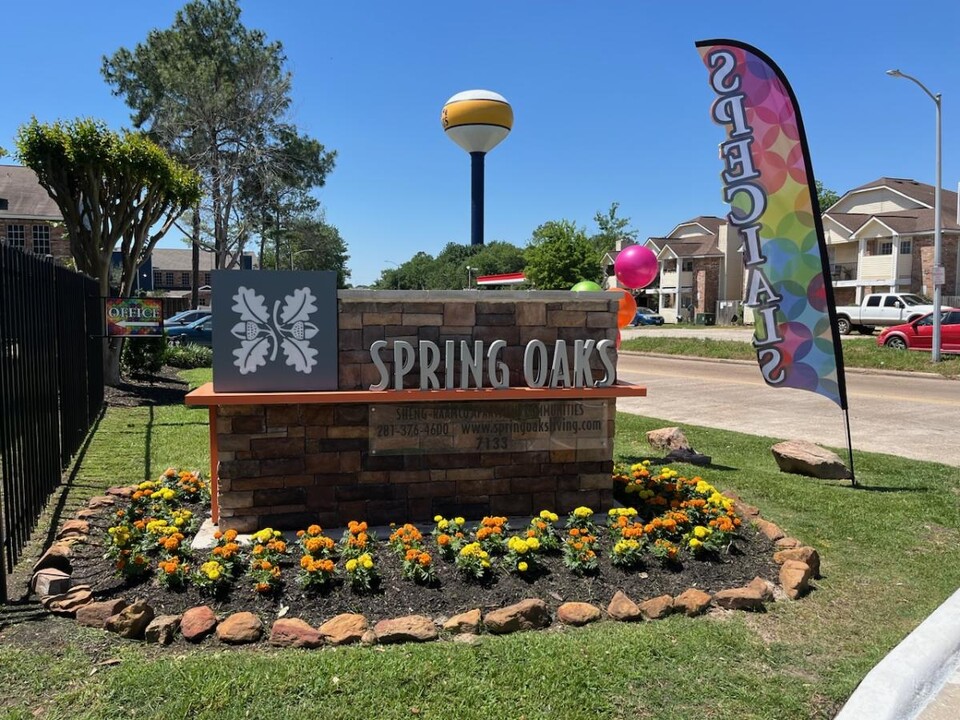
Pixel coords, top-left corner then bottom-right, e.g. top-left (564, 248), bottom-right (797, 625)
top-left (454, 517), bottom-right (465, 525)
top-left (345, 559), bottom-right (358, 572)
top-left (360, 555), bottom-right (374, 570)
top-left (518, 561), bottom-right (528, 572)
top-left (573, 506), bottom-right (593, 519)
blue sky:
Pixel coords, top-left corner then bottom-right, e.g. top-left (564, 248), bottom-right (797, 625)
top-left (2, 1), bottom-right (958, 286)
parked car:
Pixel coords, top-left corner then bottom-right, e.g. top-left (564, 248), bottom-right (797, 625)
top-left (834, 293), bottom-right (935, 335)
top-left (166, 316), bottom-right (213, 347)
top-left (165, 308), bottom-right (211, 327)
top-left (631, 307), bottom-right (665, 326)
top-left (876, 308), bottom-right (960, 353)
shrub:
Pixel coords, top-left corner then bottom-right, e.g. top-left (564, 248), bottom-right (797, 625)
top-left (121, 335), bottom-right (168, 376)
top-left (165, 342), bottom-right (212, 369)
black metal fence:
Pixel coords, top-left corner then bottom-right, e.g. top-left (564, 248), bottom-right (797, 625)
top-left (0, 246), bottom-right (104, 601)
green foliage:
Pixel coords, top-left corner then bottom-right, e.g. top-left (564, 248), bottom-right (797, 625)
top-left (524, 219), bottom-right (601, 289)
top-left (164, 342), bottom-right (213, 369)
top-left (591, 201), bottom-right (638, 257)
top-left (373, 241), bottom-right (525, 290)
top-left (816, 180), bottom-right (840, 212)
top-left (259, 212), bottom-right (351, 287)
top-left (120, 336), bottom-right (169, 376)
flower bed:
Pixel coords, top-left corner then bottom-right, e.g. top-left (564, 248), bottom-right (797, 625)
top-left (36, 462), bottom-right (821, 646)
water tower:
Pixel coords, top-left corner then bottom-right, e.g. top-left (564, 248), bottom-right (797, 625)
top-left (441, 90), bottom-right (513, 245)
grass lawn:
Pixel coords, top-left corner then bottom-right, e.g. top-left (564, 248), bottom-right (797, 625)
top-left (1, 369), bottom-right (958, 719)
top-left (621, 334), bottom-right (960, 378)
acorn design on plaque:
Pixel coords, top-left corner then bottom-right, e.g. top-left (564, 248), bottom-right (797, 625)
top-left (230, 286), bottom-right (319, 374)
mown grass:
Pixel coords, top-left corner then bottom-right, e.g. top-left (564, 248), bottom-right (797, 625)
top-left (1, 370), bottom-right (958, 719)
top-left (621, 334), bottom-right (960, 378)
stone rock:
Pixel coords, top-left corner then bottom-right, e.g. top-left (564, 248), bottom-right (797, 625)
top-left (606, 590), bottom-right (642, 621)
top-left (734, 501), bottom-right (761, 518)
top-left (443, 608), bottom-right (481, 634)
top-left (557, 602), bottom-right (601, 626)
top-left (484, 599), bottom-right (551, 634)
top-left (453, 632), bottom-right (481, 646)
top-left (646, 426), bottom-right (691, 452)
top-left (32, 543), bottom-right (72, 575)
top-left (86, 495), bottom-right (115, 509)
top-left (754, 518), bottom-right (785, 542)
top-left (105, 600), bottom-right (155, 640)
top-left (145, 615), bottom-right (181, 645)
top-left (41, 585), bottom-right (93, 617)
top-left (780, 560), bottom-right (814, 600)
top-left (674, 588), bottom-right (712, 617)
top-left (639, 595), bottom-right (674, 620)
top-left (56, 519), bottom-right (90, 540)
top-left (773, 547), bottom-right (821, 578)
top-left (664, 448), bottom-right (712, 467)
top-left (217, 612), bottom-right (263, 644)
top-left (75, 508), bottom-right (100, 520)
top-left (269, 618), bottom-right (323, 649)
top-left (374, 615), bottom-right (438, 644)
top-left (748, 577), bottom-right (775, 602)
top-left (775, 537), bottom-right (802, 550)
top-left (360, 630), bottom-right (378, 646)
top-left (181, 605), bottom-right (218, 642)
top-left (713, 585), bottom-right (767, 611)
top-left (106, 485), bottom-right (135, 498)
top-left (76, 599), bottom-right (128, 628)
top-left (31, 568), bottom-right (71, 597)
top-left (771, 440), bottom-right (852, 480)
top-left (318, 613), bottom-right (368, 646)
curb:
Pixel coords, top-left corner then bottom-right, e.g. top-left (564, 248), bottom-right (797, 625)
top-left (834, 588), bottom-right (960, 720)
top-left (618, 350), bottom-right (951, 381)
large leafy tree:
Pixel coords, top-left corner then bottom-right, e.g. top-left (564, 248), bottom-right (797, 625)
top-left (524, 220), bottom-right (601, 289)
top-left (259, 212), bottom-right (351, 288)
top-left (591, 202), bottom-right (638, 257)
top-left (102, 0), bottom-right (336, 276)
top-left (372, 241), bottom-right (525, 290)
top-left (16, 117), bottom-right (200, 384)
top-left (816, 180), bottom-right (840, 212)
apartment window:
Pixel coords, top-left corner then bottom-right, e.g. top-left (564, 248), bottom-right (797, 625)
top-left (900, 240), bottom-right (912, 254)
top-left (153, 270), bottom-right (163, 287)
top-left (180, 272), bottom-right (190, 287)
top-left (32, 225), bottom-right (51, 255)
top-left (6, 224), bottom-right (24, 250)
top-left (164, 272), bottom-right (174, 286)
top-left (682, 260), bottom-right (694, 272)
top-left (203, 272), bottom-right (211, 285)
top-left (878, 241), bottom-right (893, 255)
top-left (0, 199), bottom-right (8, 211)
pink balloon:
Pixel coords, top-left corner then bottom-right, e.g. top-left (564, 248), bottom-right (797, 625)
top-left (614, 245), bottom-right (658, 289)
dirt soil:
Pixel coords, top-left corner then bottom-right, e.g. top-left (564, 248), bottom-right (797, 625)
top-left (2, 366), bottom-right (781, 648)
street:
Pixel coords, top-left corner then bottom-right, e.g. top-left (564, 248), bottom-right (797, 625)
top-left (616, 352), bottom-right (960, 467)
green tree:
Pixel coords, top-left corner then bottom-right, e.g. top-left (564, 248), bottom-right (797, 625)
top-left (590, 202), bottom-right (637, 257)
top-left (102, 0), bottom-right (336, 276)
top-left (260, 212), bottom-right (351, 288)
top-left (16, 117), bottom-right (200, 384)
top-left (816, 180), bottom-right (840, 212)
top-left (524, 220), bottom-right (601, 289)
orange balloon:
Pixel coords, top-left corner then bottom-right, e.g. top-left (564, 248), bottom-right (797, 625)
top-left (608, 288), bottom-right (638, 329)
top-left (616, 329), bottom-right (622, 349)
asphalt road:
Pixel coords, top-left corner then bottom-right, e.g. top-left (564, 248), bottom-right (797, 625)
top-left (616, 352), bottom-right (960, 467)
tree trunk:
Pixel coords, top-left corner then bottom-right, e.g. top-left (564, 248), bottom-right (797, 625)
top-left (98, 273), bottom-right (123, 386)
top-left (191, 206), bottom-right (200, 308)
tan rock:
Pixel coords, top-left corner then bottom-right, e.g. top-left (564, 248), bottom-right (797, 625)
top-left (443, 608), bottom-right (481, 634)
top-left (145, 615), bottom-right (181, 645)
top-left (32, 543), bottom-right (72, 575)
top-left (771, 440), bottom-right (851, 480)
top-left (181, 605), bottom-right (218, 642)
top-left (41, 585), bottom-right (92, 617)
top-left (754, 518), bottom-right (784, 542)
top-left (734, 501), bottom-right (761, 518)
top-left (484, 598), bottom-right (551, 634)
top-left (86, 495), bottom-right (116, 509)
top-left (105, 600), bottom-right (155, 640)
top-left (674, 588), bottom-right (712, 617)
top-left (75, 508), bottom-right (100, 520)
top-left (57, 519), bottom-right (90, 540)
top-left (780, 560), bottom-right (813, 600)
top-left (269, 618), bottom-right (323, 649)
top-left (106, 486), bottom-right (135, 499)
top-left (76, 599), bottom-right (128, 628)
top-left (646, 426), bottom-right (691, 452)
top-left (361, 630), bottom-right (378, 646)
top-left (748, 577), bottom-right (775, 602)
top-left (374, 615), bottom-right (438, 644)
top-left (713, 586), bottom-right (766, 611)
top-left (217, 612), bottom-right (263, 644)
top-left (639, 595), bottom-right (674, 620)
top-left (775, 537), bottom-right (802, 550)
top-left (773, 547), bottom-right (821, 578)
top-left (32, 568), bottom-right (71, 597)
top-left (557, 602), bottom-right (601, 626)
top-left (606, 590), bottom-right (642, 621)
top-left (319, 613), bottom-right (368, 646)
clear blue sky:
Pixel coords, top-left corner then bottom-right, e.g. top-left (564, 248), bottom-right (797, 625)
top-left (3, 1), bottom-right (958, 286)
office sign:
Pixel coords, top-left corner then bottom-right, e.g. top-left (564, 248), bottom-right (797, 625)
top-left (106, 298), bottom-right (163, 337)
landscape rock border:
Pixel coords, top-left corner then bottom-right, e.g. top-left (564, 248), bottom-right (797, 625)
top-left (31, 484), bottom-right (822, 649)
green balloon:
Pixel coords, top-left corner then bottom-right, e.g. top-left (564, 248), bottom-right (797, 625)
top-left (571, 281), bottom-right (603, 292)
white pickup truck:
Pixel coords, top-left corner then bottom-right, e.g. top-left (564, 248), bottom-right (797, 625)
top-left (834, 293), bottom-right (936, 335)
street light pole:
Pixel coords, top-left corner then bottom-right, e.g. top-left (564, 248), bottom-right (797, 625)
top-left (887, 69), bottom-right (943, 362)
top-left (290, 248), bottom-right (315, 270)
top-left (466, 266), bottom-right (476, 289)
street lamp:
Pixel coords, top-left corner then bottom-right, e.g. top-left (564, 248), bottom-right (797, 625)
top-left (466, 266), bottom-right (477, 289)
top-left (290, 248), bottom-right (315, 270)
top-left (886, 68), bottom-right (943, 362)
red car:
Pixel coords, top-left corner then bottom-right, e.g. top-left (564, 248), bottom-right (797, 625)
top-left (876, 308), bottom-right (960, 353)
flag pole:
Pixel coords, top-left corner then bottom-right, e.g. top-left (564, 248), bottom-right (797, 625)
top-left (842, 407), bottom-right (856, 487)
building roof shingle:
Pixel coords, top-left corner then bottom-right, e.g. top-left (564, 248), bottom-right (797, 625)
top-left (0, 165), bottom-right (61, 220)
